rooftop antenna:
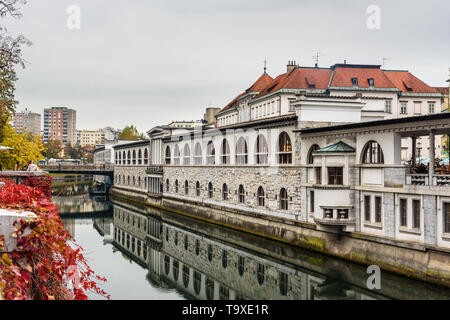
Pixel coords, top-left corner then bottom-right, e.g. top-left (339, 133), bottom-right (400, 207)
top-left (382, 57), bottom-right (390, 69)
top-left (313, 52), bottom-right (322, 67)
top-left (263, 58), bottom-right (268, 74)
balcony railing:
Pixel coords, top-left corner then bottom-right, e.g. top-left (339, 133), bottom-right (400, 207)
top-left (146, 165), bottom-right (163, 174)
top-left (406, 174), bottom-right (450, 186)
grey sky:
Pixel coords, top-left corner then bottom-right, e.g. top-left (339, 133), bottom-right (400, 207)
top-left (4, 0), bottom-right (450, 133)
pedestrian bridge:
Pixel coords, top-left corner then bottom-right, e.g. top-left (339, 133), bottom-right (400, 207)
top-left (40, 164), bottom-right (114, 177)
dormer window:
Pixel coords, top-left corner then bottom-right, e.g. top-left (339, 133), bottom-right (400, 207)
top-left (368, 78), bottom-right (374, 87)
top-left (351, 78), bottom-right (358, 87)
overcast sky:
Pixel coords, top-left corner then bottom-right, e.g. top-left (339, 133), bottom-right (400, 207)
top-left (4, 0), bottom-right (450, 133)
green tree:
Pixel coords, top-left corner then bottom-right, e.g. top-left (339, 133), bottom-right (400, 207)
top-left (64, 143), bottom-right (83, 159)
top-left (42, 139), bottom-right (63, 159)
top-left (118, 125), bottom-right (144, 140)
top-left (0, 122), bottom-right (45, 170)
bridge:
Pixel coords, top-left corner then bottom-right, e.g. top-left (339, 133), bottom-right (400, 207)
top-left (40, 164), bottom-right (114, 177)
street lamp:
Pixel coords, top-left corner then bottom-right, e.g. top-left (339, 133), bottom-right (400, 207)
top-left (417, 141), bottom-right (422, 164)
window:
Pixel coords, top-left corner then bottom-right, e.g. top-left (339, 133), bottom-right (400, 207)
top-left (173, 145), bottom-right (180, 164)
top-left (368, 78), bottom-right (374, 87)
top-left (400, 102), bottom-right (407, 114)
top-left (328, 167), bottom-right (343, 185)
top-left (307, 144), bottom-right (320, 164)
top-left (255, 134), bottom-right (268, 164)
top-left (164, 255), bottom-right (170, 275)
top-left (138, 149), bottom-right (142, 165)
top-left (444, 203), bottom-right (450, 233)
top-left (182, 265), bottom-right (190, 288)
top-left (364, 195), bottom-right (371, 222)
top-left (196, 181), bottom-right (201, 196)
top-left (413, 199), bottom-right (420, 229)
top-left (127, 151), bottom-right (131, 164)
top-left (279, 272), bottom-right (288, 296)
top-left (238, 256), bottom-right (245, 277)
top-left (206, 141), bottom-right (215, 164)
top-left (385, 100), bottom-right (392, 113)
top-left (351, 78), bottom-right (358, 86)
top-left (183, 144), bottom-right (190, 165)
top-left (184, 180), bottom-right (189, 195)
top-left (375, 196), bottom-right (382, 223)
top-left (278, 132), bottom-right (292, 164)
top-left (194, 142), bottom-right (202, 165)
top-left (238, 185), bottom-right (245, 203)
top-left (310, 191), bottom-right (315, 213)
top-left (315, 167), bottom-right (322, 184)
top-left (144, 149), bottom-right (148, 165)
top-left (221, 139), bottom-right (230, 164)
top-left (280, 188), bottom-right (288, 210)
top-left (257, 186), bottom-right (265, 206)
top-left (428, 102), bottom-right (435, 114)
top-left (132, 150), bottom-right (136, 164)
top-left (207, 244), bottom-right (213, 261)
top-left (172, 260), bottom-right (179, 280)
top-left (195, 239), bottom-right (200, 255)
top-left (175, 180), bottom-right (179, 193)
top-left (166, 179), bottom-right (169, 192)
top-left (208, 182), bottom-right (213, 199)
top-left (222, 183), bottom-right (228, 200)
top-left (165, 146), bottom-right (171, 164)
top-left (236, 137), bottom-right (248, 164)
top-left (400, 198), bottom-right (407, 227)
top-left (222, 250), bottom-right (228, 268)
top-left (362, 141), bottom-right (384, 164)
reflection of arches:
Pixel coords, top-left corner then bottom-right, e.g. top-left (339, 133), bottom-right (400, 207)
top-left (165, 146), bottom-right (171, 164)
top-left (221, 139), bottom-right (230, 164)
top-left (236, 137), bottom-right (248, 164)
top-left (361, 140), bottom-right (384, 164)
top-left (255, 134), bottom-right (268, 164)
top-left (193, 271), bottom-right (201, 295)
top-left (194, 142), bottom-right (202, 165)
top-left (238, 256), bottom-right (245, 277)
top-left (278, 132), bottom-right (292, 164)
top-left (183, 144), bottom-right (190, 165)
top-left (206, 141), bottom-right (215, 164)
top-left (307, 144), bottom-right (320, 164)
top-left (164, 255), bottom-right (170, 275)
top-left (182, 265), bottom-right (190, 288)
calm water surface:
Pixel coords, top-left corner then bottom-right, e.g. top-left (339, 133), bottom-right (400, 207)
top-left (53, 180), bottom-right (450, 300)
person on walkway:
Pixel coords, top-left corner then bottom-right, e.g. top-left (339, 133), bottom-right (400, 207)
top-left (26, 161), bottom-right (39, 172)
top-left (13, 161), bottom-right (20, 171)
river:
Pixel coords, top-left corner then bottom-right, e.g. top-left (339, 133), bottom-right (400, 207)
top-left (53, 178), bottom-right (450, 300)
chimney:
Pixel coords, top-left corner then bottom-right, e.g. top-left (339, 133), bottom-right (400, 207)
top-left (286, 60), bottom-right (298, 73)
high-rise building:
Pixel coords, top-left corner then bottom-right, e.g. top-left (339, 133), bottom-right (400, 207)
top-left (43, 107), bottom-right (77, 146)
top-left (10, 109), bottom-right (41, 136)
top-left (77, 129), bottom-right (106, 147)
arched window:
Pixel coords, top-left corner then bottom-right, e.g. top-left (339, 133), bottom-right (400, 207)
top-left (207, 244), bottom-right (213, 261)
top-left (174, 145), bottom-right (180, 165)
top-left (133, 176), bottom-right (136, 186)
top-left (184, 180), bottom-right (189, 195)
top-left (132, 150), bottom-right (136, 164)
top-left (208, 182), bottom-right (213, 199)
top-left (222, 250), bottom-right (228, 268)
top-left (127, 151), bottom-right (131, 164)
top-left (195, 239), bottom-right (200, 255)
top-left (307, 144), bottom-right (320, 164)
top-left (115, 152), bottom-right (118, 165)
top-left (182, 265), bottom-right (190, 288)
top-left (184, 234), bottom-right (188, 250)
top-left (138, 149), bottom-right (142, 165)
top-left (138, 176), bottom-right (141, 187)
top-left (172, 260), bottom-right (179, 280)
top-left (278, 132), bottom-right (292, 164)
top-left (165, 146), bottom-right (171, 165)
top-left (255, 134), bottom-right (268, 164)
top-left (166, 179), bottom-right (169, 192)
top-left (280, 188), bottom-right (288, 210)
top-left (279, 272), bottom-right (288, 296)
top-left (196, 181), bottom-right (201, 196)
top-left (122, 151), bottom-right (126, 165)
top-left (257, 186), bottom-right (265, 206)
top-left (206, 141), bottom-right (215, 164)
top-left (144, 148), bottom-right (148, 165)
top-left (183, 144), bottom-right (190, 165)
top-left (194, 142), bottom-right (202, 165)
top-left (175, 180), bottom-right (179, 193)
top-left (362, 141), bottom-right (384, 164)
top-left (222, 183), bottom-right (228, 200)
top-left (236, 137), bottom-right (248, 164)
top-left (238, 185), bottom-right (245, 203)
top-left (164, 255), bottom-right (170, 275)
top-left (127, 176), bottom-right (130, 185)
top-left (221, 139), bottom-right (230, 164)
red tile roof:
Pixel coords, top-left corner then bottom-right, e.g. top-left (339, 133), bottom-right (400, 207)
top-left (383, 70), bottom-right (440, 93)
top-left (330, 66), bottom-right (395, 88)
top-left (433, 86), bottom-right (449, 96)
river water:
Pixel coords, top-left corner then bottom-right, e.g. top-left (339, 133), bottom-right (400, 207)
top-left (53, 179), bottom-right (450, 300)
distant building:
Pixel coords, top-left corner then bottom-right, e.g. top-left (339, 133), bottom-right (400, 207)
top-left (77, 129), bottom-right (106, 147)
top-left (43, 107), bottom-right (77, 147)
top-left (168, 120), bottom-right (206, 128)
top-left (10, 108), bottom-right (41, 136)
top-left (100, 127), bottom-right (121, 141)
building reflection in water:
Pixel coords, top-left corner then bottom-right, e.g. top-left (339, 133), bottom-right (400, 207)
top-left (108, 200), bottom-right (450, 300)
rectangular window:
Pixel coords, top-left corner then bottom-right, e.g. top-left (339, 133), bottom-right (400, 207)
top-left (315, 167), bottom-right (322, 185)
top-left (328, 167), bottom-right (343, 185)
top-left (310, 191), bottom-right (315, 213)
top-left (364, 195), bottom-right (371, 222)
top-left (413, 199), bottom-right (420, 229)
top-left (444, 203), bottom-right (450, 233)
top-left (428, 102), bottom-right (435, 114)
top-left (400, 102), bottom-right (407, 114)
top-left (375, 196), bottom-right (382, 223)
top-left (385, 100), bottom-right (392, 113)
top-left (400, 198), bottom-right (407, 227)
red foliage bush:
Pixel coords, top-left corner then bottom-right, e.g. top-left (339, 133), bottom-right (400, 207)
top-left (0, 179), bottom-right (109, 300)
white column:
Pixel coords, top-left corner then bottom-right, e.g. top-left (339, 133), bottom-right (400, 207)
top-left (429, 130), bottom-right (435, 184)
